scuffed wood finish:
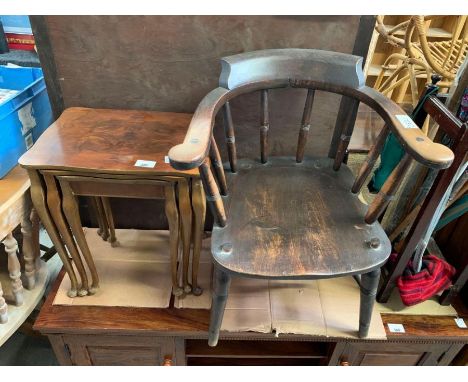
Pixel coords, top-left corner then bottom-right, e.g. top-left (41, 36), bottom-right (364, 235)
top-left (211, 157), bottom-right (391, 279)
top-left (332, 98), bottom-right (360, 171)
top-left (209, 136), bottom-right (228, 196)
top-left (220, 49), bottom-right (365, 90)
top-left (19, 107), bottom-right (197, 177)
top-left (365, 154), bottom-right (412, 224)
top-left (169, 50), bottom-right (453, 173)
top-left (222, 102), bottom-right (237, 173)
top-left (35, 270), bottom-right (468, 365)
top-left (3, 233), bottom-right (24, 306)
top-left (351, 125), bottom-right (390, 193)
top-left (260, 89), bottom-right (269, 164)
top-left (296, 89), bottom-right (315, 163)
top-left (199, 158), bottom-right (227, 227)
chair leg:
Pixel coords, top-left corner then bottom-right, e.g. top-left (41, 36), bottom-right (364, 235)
top-left (208, 267), bottom-right (231, 347)
top-left (359, 268), bottom-right (380, 338)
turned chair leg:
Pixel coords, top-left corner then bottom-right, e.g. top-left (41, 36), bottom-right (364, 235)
top-left (208, 267), bottom-right (231, 347)
top-left (358, 268), bottom-right (380, 338)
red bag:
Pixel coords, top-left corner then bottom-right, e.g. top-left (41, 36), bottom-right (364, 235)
top-left (394, 254), bottom-right (456, 306)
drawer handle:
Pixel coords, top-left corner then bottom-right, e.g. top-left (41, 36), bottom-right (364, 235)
top-left (163, 356), bottom-right (173, 366)
top-left (340, 358), bottom-right (350, 366)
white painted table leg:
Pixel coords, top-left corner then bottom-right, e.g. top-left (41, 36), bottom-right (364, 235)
top-left (0, 280), bottom-right (7, 323)
top-left (21, 210), bottom-right (37, 290)
top-left (3, 233), bottom-right (24, 306)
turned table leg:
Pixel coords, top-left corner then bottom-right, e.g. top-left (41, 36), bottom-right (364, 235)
top-left (21, 209), bottom-right (37, 290)
top-left (0, 280), bottom-right (7, 323)
top-left (3, 233), bottom-right (24, 306)
top-left (178, 179), bottom-right (192, 294)
top-left (165, 184), bottom-right (183, 297)
top-left (191, 178), bottom-right (206, 296)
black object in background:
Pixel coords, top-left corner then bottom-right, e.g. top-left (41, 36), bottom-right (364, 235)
top-left (0, 21), bottom-right (10, 54)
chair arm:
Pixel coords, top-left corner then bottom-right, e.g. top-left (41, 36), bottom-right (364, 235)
top-left (358, 86), bottom-right (454, 169)
top-left (168, 87), bottom-right (230, 170)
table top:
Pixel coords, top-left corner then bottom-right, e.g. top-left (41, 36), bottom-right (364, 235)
top-left (19, 107), bottom-right (198, 177)
top-left (34, 269), bottom-right (468, 342)
top-left (0, 165), bottom-right (30, 217)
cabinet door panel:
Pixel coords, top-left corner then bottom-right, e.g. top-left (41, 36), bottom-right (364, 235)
top-left (337, 342), bottom-right (451, 366)
top-left (62, 335), bottom-right (175, 366)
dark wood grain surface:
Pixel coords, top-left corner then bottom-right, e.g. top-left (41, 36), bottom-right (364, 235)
top-left (35, 270), bottom-right (468, 342)
top-left (210, 157), bottom-right (391, 279)
top-left (19, 107), bottom-right (198, 176)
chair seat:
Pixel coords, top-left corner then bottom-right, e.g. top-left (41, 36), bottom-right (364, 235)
top-left (211, 157), bottom-right (391, 279)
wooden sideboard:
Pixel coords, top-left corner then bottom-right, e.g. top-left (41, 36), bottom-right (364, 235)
top-left (33, 270), bottom-right (468, 366)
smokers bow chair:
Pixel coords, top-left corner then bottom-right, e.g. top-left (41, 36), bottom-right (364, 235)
top-left (168, 49), bottom-right (454, 346)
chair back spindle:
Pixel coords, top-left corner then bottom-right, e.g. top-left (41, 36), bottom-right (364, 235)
top-left (222, 102), bottom-right (238, 173)
top-left (260, 89), bottom-right (269, 163)
top-left (351, 125), bottom-right (391, 194)
top-left (333, 98), bottom-right (361, 171)
top-left (199, 157), bottom-right (227, 227)
top-left (365, 154), bottom-right (413, 224)
top-left (209, 136), bottom-right (228, 196)
top-left (296, 89), bottom-right (315, 163)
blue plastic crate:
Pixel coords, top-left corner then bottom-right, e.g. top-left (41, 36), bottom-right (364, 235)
top-left (0, 65), bottom-right (53, 178)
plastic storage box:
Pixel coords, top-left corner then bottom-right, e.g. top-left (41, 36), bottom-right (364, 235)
top-left (0, 65), bottom-right (52, 178)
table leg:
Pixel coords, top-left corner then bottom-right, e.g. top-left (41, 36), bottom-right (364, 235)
top-left (101, 197), bottom-right (118, 247)
top-left (21, 207), bottom-right (37, 290)
top-left (165, 184), bottom-right (183, 296)
top-left (0, 281), bottom-right (7, 323)
top-left (178, 179), bottom-right (192, 294)
top-left (191, 178), bottom-right (206, 296)
top-left (3, 233), bottom-right (24, 306)
top-left (27, 169), bottom-right (79, 297)
top-left (94, 197), bottom-right (110, 241)
top-left (44, 175), bottom-right (89, 296)
top-left (59, 180), bottom-right (99, 295)
top-left (90, 197), bottom-right (106, 240)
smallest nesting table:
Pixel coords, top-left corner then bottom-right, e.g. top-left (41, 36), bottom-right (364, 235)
top-left (19, 107), bottom-right (206, 298)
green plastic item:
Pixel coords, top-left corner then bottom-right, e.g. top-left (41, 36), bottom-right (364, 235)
top-left (368, 86), bottom-right (439, 193)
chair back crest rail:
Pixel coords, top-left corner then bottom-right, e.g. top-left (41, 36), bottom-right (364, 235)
top-left (168, 49), bottom-right (455, 227)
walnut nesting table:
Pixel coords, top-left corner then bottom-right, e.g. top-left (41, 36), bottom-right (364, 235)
top-left (19, 107), bottom-right (206, 298)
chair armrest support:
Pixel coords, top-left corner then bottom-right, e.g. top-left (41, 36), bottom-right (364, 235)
top-left (358, 86), bottom-right (454, 169)
top-left (168, 87), bottom-right (230, 170)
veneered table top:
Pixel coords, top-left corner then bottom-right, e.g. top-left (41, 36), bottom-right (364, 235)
top-left (19, 107), bottom-right (198, 177)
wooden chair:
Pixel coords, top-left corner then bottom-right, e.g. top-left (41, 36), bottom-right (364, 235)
top-left (168, 49), bottom-right (454, 346)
